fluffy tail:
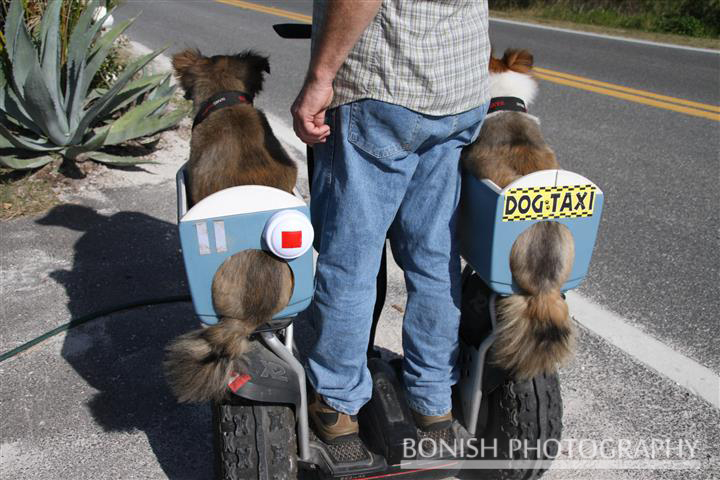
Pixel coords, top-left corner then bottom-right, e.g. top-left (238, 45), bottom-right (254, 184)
top-left (164, 250), bottom-right (293, 403)
top-left (493, 221), bottom-right (575, 379)
top-left (164, 319), bottom-right (254, 403)
top-left (494, 291), bottom-right (574, 379)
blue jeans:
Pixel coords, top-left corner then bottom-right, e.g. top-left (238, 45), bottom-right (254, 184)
top-left (307, 99), bottom-right (488, 416)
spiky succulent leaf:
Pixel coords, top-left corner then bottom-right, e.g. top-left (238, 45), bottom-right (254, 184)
top-left (65, 0), bottom-right (103, 114)
top-left (3, 0), bottom-right (23, 59)
top-left (0, 53), bottom-right (6, 94)
top-left (69, 49), bottom-right (164, 145)
top-left (102, 96), bottom-right (177, 145)
top-left (5, 0), bottom-right (38, 93)
top-left (96, 73), bottom-right (168, 119)
top-left (0, 153), bottom-right (54, 170)
top-left (39, 0), bottom-right (63, 108)
top-left (138, 137), bottom-right (161, 149)
top-left (146, 73), bottom-right (175, 102)
top-left (71, 15), bottom-right (133, 129)
top-left (1, 93), bottom-right (47, 137)
top-left (0, 64), bottom-right (44, 136)
top-left (62, 126), bottom-right (110, 160)
top-left (87, 9), bottom-right (126, 60)
top-left (21, 61), bottom-right (70, 144)
top-left (86, 87), bottom-right (107, 103)
top-left (66, 1), bottom-right (101, 67)
top-left (0, 121), bottom-right (59, 152)
top-left (5, 0), bottom-right (70, 141)
top-left (139, 106), bottom-right (188, 139)
top-left (84, 151), bottom-right (157, 165)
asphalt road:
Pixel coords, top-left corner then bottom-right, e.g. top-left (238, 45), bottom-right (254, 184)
top-left (2, 2), bottom-right (719, 479)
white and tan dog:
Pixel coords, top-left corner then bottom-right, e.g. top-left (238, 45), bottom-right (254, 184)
top-left (462, 49), bottom-right (575, 380)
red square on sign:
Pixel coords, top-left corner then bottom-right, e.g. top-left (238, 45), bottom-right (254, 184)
top-left (282, 231), bottom-right (302, 248)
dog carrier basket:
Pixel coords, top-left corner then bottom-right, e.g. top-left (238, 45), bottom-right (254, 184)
top-left (176, 164), bottom-right (314, 325)
top-left (460, 169), bottom-right (604, 295)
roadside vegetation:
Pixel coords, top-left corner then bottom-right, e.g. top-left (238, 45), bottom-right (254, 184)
top-left (490, 0), bottom-right (720, 41)
top-left (0, 0), bottom-right (189, 219)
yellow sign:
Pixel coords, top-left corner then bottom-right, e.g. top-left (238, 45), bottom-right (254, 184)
top-left (502, 184), bottom-right (597, 222)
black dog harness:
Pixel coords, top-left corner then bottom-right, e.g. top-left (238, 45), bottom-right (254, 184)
top-left (192, 91), bottom-right (254, 129)
top-left (487, 96), bottom-right (528, 115)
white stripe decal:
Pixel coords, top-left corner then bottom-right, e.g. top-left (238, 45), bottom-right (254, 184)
top-left (196, 222), bottom-right (211, 255)
top-left (214, 220), bottom-right (228, 253)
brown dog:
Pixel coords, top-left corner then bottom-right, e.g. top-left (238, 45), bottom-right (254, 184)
top-left (164, 49), bottom-right (297, 403)
top-left (461, 49), bottom-right (575, 380)
top-left (174, 49), bottom-right (297, 202)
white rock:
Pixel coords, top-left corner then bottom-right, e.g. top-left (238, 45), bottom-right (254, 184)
top-left (92, 7), bottom-right (114, 29)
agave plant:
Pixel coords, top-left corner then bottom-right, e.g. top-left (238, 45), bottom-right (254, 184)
top-left (0, 0), bottom-right (188, 169)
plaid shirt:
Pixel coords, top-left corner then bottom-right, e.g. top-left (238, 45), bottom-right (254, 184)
top-left (312, 0), bottom-right (490, 116)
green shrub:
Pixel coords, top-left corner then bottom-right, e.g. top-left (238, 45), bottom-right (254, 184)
top-left (488, 0), bottom-right (719, 38)
top-left (0, 0), bottom-right (188, 170)
top-left (655, 14), bottom-right (707, 36)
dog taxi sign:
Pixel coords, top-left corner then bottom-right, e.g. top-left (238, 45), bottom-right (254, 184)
top-left (502, 183), bottom-right (597, 222)
top-left (460, 169), bottom-right (604, 295)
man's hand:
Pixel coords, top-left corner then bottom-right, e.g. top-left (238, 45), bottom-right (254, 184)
top-left (291, 77), bottom-right (334, 145)
top-left (291, 0), bottom-right (381, 145)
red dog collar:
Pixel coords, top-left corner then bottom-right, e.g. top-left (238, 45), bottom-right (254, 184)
top-left (193, 91), bottom-right (254, 129)
top-left (487, 96), bottom-right (527, 115)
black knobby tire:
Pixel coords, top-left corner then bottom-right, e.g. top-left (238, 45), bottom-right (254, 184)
top-left (213, 399), bottom-right (298, 480)
top-left (471, 372), bottom-right (563, 480)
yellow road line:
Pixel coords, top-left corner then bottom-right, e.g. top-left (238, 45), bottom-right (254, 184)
top-left (216, 0), bottom-right (720, 121)
top-left (216, 0), bottom-right (311, 23)
top-left (535, 72), bottom-right (720, 121)
top-left (536, 67), bottom-right (720, 113)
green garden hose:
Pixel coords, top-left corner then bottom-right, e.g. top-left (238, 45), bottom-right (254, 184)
top-left (0, 295), bottom-right (191, 363)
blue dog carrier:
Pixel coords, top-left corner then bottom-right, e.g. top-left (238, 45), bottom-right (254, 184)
top-left (460, 169), bottom-right (604, 295)
top-left (176, 164), bottom-right (314, 325)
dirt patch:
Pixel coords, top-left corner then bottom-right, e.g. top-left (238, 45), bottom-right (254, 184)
top-left (0, 164), bottom-right (62, 221)
top-left (0, 177), bottom-right (56, 221)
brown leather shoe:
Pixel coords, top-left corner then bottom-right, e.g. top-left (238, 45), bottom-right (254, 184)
top-left (308, 390), bottom-right (360, 444)
top-left (411, 410), bottom-right (467, 459)
top-left (411, 409), bottom-right (453, 432)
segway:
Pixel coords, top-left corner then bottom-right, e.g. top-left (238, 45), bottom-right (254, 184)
top-left (175, 161), bottom-right (604, 480)
top-left (172, 23), bottom-right (605, 480)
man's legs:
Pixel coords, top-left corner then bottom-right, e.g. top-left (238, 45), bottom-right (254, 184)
top-left (389, 106), bottom-right (487, 417)
top-left (308, 98), bottom-right (487, 420)
top-left (307, 100), bottom-right (424, 416)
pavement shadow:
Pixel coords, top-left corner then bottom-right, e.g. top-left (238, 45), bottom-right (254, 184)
top-left (38, 204), bottom-right (213, 479)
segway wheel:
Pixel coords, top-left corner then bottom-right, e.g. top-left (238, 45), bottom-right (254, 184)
top-left (473, 372), bottom-right (563, 480)
top-left (213, 398), bottom-right (298, 480)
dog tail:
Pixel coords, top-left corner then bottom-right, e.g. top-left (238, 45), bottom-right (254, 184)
top-left (164, 319), bottom-right (255, 403)
top-left (493, 221), bottom-right (575, 379)
top-left (164, 250), bottom-right (293, 403)
top-left (494, 291), bottom-right (574, 379)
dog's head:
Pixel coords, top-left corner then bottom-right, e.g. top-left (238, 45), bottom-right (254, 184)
top-left (488, 48), bottom-right (537, 105)
top-left (172, 49), bottom-right (270, 104)
top-left (489, 49), bottom-right (533, 74)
